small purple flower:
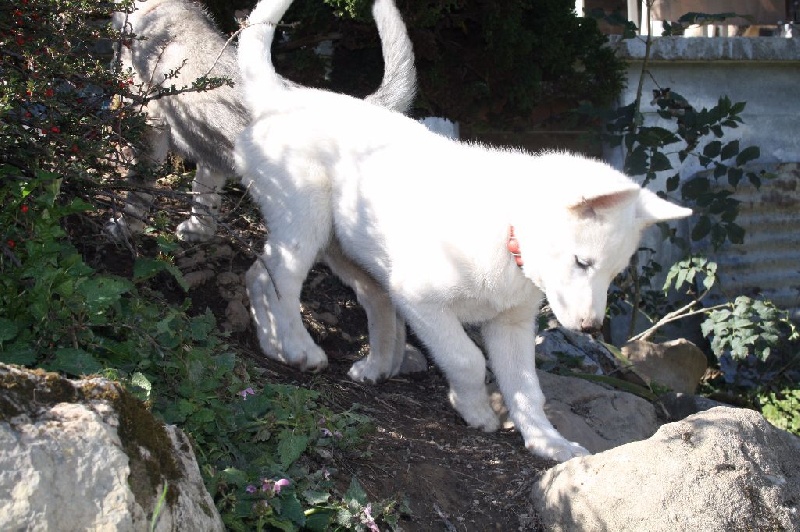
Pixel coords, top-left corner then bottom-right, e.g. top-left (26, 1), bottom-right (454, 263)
top-left (245, 484), bottom-right (257, 494)
top-left (261, 477), bottom-right (291, 495)
top-left (238, 387), bottom-right (255, 400)
top-left (321, 428), bottom-right (333, 437)
top-left (273, 478), bottom-right (290, 494)
top-left (363, 503), bottom-right (379, 532)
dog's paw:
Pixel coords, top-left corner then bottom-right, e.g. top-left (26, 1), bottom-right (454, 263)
top-left (526, 438), bottom-right (590, 463)
top-left (348, 357), bottom-right (390, 384)
top-left (256, 333), bottom-right (329, 372)
top-left (448, 391), bottom-right (501, 432)
top-left (177, 218), bottom-right (216, 242)
top-left (104, 217), bottom-right (138, 241)
top-left (282, 337), bottom-right (329, 372)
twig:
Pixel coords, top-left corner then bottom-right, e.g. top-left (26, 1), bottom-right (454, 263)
top-left (630, 299), bottom-right (729, 342)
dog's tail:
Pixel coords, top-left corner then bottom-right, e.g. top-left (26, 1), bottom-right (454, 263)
top-left (365, 0), bottom-right (417, 114)
top-left (239, 0), bottom-right (416, 114)
top-left (238, 0), bottom-right (295, 110)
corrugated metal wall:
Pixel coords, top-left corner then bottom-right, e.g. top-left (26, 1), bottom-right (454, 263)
top-left (699, 163), bottom-right (800, 321)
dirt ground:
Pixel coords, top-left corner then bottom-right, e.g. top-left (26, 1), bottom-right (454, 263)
top-left (242, 265), bottom-right (554, 532)
top-left (84, 185), bottom-right (556, 531)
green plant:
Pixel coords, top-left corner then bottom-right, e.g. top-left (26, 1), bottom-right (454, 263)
top-left (759, 388), bottom-right (800, 436)
top-left (701, 296), bottom-right (798, 363)
top-left (588, 1), bottom-right (771, 334)
top-left (2, 2), bottom-right (407, 529)
top-left (225, 0), bottom-right (625, 127)
top-left (589, 3), bottom-right (799, 431)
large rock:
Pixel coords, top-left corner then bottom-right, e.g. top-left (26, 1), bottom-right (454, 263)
top-left (538, 371), bottom-right (660, 453)
top-left (0, 364), bottom-right (223, 531)
top-left (621, 338), bottom-right (708, 394)
top-left (489, 371), bottom-right (660, 453)
top-left (532, 406), bottom-right (800, 531)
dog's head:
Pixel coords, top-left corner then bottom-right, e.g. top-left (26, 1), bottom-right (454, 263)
top-left (515, 155), bottom-right (691, 334)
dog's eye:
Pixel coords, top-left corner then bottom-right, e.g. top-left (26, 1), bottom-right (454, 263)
top-left (575, 256), bottom-right (594, 270)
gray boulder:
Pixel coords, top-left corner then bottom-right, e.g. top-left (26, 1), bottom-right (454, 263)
top-left (539, 371), bottom-right (660, 453)
top-left (533, 406), bottom-right (800, 531)
top-left (0, 364), bottom-right (223, 531)
top-left (489, 371), bottom-right (660, 453)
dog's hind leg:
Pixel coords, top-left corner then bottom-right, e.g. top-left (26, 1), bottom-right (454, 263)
top-left (323, 243), bottom-right (420, 382)
top-left (106, 115), bottom-right (169, 239)
top-left (176, 164), bottom-right (225, 242)
top-left (481, 307), bottom-right (590, 461)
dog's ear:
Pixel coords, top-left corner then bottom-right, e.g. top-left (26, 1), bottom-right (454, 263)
top-left (635, 188), bottom-right (692, 227)
top-left (568, 188), bottom-right (639, 219)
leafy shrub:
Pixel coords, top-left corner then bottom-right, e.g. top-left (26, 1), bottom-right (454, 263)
top-left (593, 8), bottom-right (799, 431)
top-left (202, 0), bottom-right (625, 127)
top-left (759, 388), bottom-right (800, 436)
top-left (2, 1), bottom-right (405, 529)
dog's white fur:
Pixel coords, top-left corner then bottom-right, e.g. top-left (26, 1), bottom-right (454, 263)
top-left (236, 0), bottom-right (692, 461)
top-left (109, 0), bottom-right (416, 241)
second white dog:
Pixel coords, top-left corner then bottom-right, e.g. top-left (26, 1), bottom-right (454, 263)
top-left (236, 0), bottom-right (692, 461)
top-left (109, 0), bottom-right (416, 241)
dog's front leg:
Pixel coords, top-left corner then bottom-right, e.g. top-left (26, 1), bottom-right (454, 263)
top-left (482, 308), bottom-right (589, 462)
top-left (399, 303), bottom-right (500, 431)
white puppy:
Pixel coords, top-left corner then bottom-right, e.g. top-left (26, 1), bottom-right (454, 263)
top-left (109, 0), bottom-right (416, 241)
top-left (236, 0), bottom-right (692, 461)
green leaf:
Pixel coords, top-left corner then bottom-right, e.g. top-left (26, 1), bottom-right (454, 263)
top-left (49, 347), bottom-right (103, 376)
top-left (691, 215), bottom-right (712, 241)
top-left (278, 492), bottom-right (306, 525)
top-left (650, 151), bottom-right (672, 172)
top-left (720, 140), bottom-right (739, 161)
top-left (666, 173), bottom-right (680, 192)
top-left (726, 223), bottom-right (746, 244)
top-left (133, 258), bottom-right (188, 291)
top-left (681, 177), bottom-right (709, 200)
top-left (344, 477), bottom-right (368, 506)
top-left (277, 430), bottom-right (309, 469)
top-left (703, 140), bottom-right (721, 158)
top-left (727, 167), bottom-right (744, 186)
top-left (219, 467), bottom-right (249, 488)
top-left (0, 318), bottom-right (19, 342)
top-left (736, 145), bottom-right (760, 166)
top-left (303, 490), bottom-right (331, 506)
top-left (0, 346), bottom-right (38, 366)
top-left (304, 510), bottom-right (333, 532)
top-left (80, 276), bottom-right (133, 314)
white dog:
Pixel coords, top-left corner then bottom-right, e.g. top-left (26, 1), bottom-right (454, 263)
top-left (109, 0), bottom-right (416, 241)
top-left (236, 0), bottom-right (692, 461)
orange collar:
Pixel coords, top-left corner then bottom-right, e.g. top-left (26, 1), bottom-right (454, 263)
top-left (508, 226), bottom-right (523, 268)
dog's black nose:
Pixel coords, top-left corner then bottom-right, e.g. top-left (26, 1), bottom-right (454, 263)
top-left (580, 319), bottom-right (602, 336)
